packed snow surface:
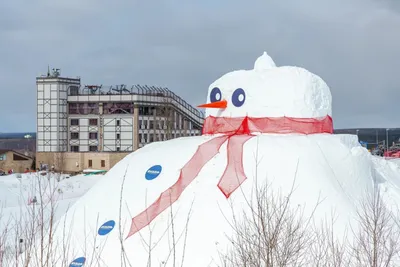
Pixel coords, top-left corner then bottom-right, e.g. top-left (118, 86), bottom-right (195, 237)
top-left (24, 135), bottom-right (399, 267)
top-left (22, 52), bottom-right (400, 266)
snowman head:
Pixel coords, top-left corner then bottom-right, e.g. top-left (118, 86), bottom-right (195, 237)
top-left (198, 52), bottom-right (332, 119)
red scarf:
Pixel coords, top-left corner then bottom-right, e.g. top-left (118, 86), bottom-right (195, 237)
top-left (126, 115), bottom-right (333, 239)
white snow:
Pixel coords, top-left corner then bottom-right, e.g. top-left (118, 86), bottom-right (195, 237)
top-left (203, 52), bottom-right (332, 118)
top-left (9, 52), bottom-right (400, 266)
top-left (0, 172), bottom-right (102, 254)
top-left (253, 51), bottom-right (276, 71)
top-left (25, 134), bottom-right (400, 267)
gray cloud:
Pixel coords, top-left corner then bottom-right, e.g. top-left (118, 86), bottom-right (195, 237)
top-left (0, 0), bottom-right (399, 131)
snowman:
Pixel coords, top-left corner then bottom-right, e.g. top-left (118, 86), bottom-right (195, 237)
top-left (29, 52), bottom-right (378, 267)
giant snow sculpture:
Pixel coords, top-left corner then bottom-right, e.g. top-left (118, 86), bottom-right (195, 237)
top-left (29, 52), bottom-right (379, 267)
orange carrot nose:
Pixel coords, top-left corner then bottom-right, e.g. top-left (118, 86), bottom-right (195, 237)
top-left (197, 99), bottom-right (227, 109)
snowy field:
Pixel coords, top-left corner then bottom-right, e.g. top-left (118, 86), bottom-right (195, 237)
top-left (0, 172), bottom-right (103, 261)
top-left (0, 172), bottom-right (102, 223)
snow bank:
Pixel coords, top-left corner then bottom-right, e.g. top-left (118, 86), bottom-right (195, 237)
top-left (0, 172), bottom-right (102, 245)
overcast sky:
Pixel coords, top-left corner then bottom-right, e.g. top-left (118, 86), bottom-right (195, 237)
top-left (0, 0), bottom-right (399, 132)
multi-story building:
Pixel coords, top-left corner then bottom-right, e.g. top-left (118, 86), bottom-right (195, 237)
top-left (36, 68), bottom-right (204, 172)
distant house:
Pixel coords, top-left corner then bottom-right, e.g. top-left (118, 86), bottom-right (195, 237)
top-left (0, 150), bottom-right (33, 173)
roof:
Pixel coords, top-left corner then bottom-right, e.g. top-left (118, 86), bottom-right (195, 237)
top-left (0, 150), bottom-right (33, 159)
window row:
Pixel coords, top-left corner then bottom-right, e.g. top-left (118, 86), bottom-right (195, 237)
top-left (138, 132), bottom-right (199, 143)
top-left (71, 118), bottom-right (123, 127)
top-left (68, 103), bottom-right (135, 115)
top-left (71, 132), bottom-right (99, 139)
top-left (70, 146), bottom-right (122, 153)
top-left (70, 132), bottom-right (127, 140)
top-left (69, 118), bottom-right (198, 130)
top-left (68, 103), bottom-right (196, 118)
top-left (71, 118), bottom-right (98, 126)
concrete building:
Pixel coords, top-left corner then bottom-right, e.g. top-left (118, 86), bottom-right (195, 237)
top-left (36, 68), bottom-right (204, 172)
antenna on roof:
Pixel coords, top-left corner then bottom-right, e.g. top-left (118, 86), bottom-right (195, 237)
top-left (47, 65), bottom-right (50, 77)
top-left (51, 68), bottom-right (61, 77)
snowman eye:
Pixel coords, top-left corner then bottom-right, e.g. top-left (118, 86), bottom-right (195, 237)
top-left (210, 87), bottom-right (222, 103)
top-left (232, 88), bottom-right (246, 107)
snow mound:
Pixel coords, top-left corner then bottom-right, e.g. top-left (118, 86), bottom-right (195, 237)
top-left (204, 52), bottom-right (332, 118)
top-left (0, 173), bottom-right (102, 244)
top-left (27, 134), bottom-right (394, 267)
top-left (24, 52), bottom-right (400, 267)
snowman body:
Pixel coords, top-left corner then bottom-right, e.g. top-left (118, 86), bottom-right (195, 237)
top-left (43, 133), bottom-right (373, 267)
top-left (28, 52), bottom-right (378, 267)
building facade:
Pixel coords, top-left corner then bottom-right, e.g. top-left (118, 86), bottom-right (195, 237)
top-left (36, 69), bottom-right (204, 172)
top-left (0, 150), bottom-right (34, 173)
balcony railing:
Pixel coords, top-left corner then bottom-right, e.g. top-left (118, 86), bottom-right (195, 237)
top-left (68, 84), bottom-right (205, 125)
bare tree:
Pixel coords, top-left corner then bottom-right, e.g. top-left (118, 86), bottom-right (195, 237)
top-left (219, 174), bottom-right (324, 267)
top-left (309, 212), bottom-right (351, 267)
top-left (350, 187), bottom-right (400, 267)
top-left (54, 153), bottom-right (65, 173)
top-left (53, 153), bottom-right (66, 182)
top-left (220, 175), bottom-right (400, 267)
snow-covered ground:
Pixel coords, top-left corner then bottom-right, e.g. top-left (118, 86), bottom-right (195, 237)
top-left (0, 172), bottom-right (103, 256)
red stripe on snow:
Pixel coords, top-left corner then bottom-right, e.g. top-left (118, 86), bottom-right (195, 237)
top-left (202, 115), bottom-right (333, 135)
top-left (217, 135), bottom-right (254, 198)
top-left (126, 135), bottom-right (229, 239)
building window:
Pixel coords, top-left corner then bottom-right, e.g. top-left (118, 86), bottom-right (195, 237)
top-left (116, 147), bottom-right (120, 152)
top-left (69, 103), bottom-right (99, 115)
top-left (0, 154), bottom-right (6, 161)
top-left (116, 133), bottom-right (120, 139)
top-left (101, 160), bottom-right (105, 167)
top-left (13, 154), bottom-right (29, 161)
top-left (89, 119), bottom-right (98, 126)
top-left (70, 119), bottom-right (79, 126)
top-left (103, 103), bottom-right (133, 114)
top-left (89, 132), bottom-right (98, 139)
top-left (116, 119), bottom-right (120, 126)
top-left (69, 86), bottom-right (79, 96)
top-left (88, 160), bottom-right (92, 168)
top-left (71, 132), bottom-right (79, 139)
top-left (138, 106), bottom-right (152, 116)
top-left (70, 146), bottom-right (79, 152)
top-left (89, 146), bottom-right (97, 152)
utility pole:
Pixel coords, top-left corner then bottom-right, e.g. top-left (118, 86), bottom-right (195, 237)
top-left (386, 128), bottom-right (390, 152)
